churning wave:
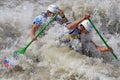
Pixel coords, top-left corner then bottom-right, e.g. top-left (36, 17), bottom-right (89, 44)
top-left (0, 0), bottom-right (120, 80)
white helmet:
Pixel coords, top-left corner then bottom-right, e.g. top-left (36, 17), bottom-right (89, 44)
top-left (47, 4), bottom-right (59, 13)
top-left (80, 19), bottom-right (93, 32)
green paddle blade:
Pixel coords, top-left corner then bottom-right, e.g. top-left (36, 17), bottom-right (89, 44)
top-left (14, 48), bottom-right (27, 54)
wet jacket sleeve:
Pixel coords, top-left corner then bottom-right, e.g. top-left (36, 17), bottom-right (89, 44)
top-left (33, 17), bottom-right (42, 26)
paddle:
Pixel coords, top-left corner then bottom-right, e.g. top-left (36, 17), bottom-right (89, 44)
top-left (88, 18), bottom-right (119, 61)
top-left (2, 12), bottom-right (58, 69)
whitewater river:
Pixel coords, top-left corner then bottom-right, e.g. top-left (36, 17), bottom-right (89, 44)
top-left (0, 0), bottom-right (120, 80)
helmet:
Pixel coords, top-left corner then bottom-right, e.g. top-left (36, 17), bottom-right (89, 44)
top-left (47, 4), bottom-right (59, 13)
top-left (80, 20), bottom-right (93, 32)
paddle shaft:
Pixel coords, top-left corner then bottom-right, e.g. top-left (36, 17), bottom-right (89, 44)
top-left (24, 13), bottom-right (58, 50)
top-left (88, 19), bottom-right (119, 61)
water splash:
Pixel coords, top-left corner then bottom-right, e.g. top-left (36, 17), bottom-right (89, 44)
top-left (0, 0), bottom-right (120, 80)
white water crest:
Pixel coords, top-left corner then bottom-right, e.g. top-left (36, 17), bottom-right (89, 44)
top-left (0, 0), bottom-right (120, 80)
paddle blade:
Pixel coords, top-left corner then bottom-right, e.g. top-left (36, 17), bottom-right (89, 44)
top-left (14, 48), bottom-right (26, 54)
top-left (2, 52), bottom-right (21, 69)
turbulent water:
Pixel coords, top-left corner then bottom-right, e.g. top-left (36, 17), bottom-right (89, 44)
top-left (0, 0), bottom-right (120, 80)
